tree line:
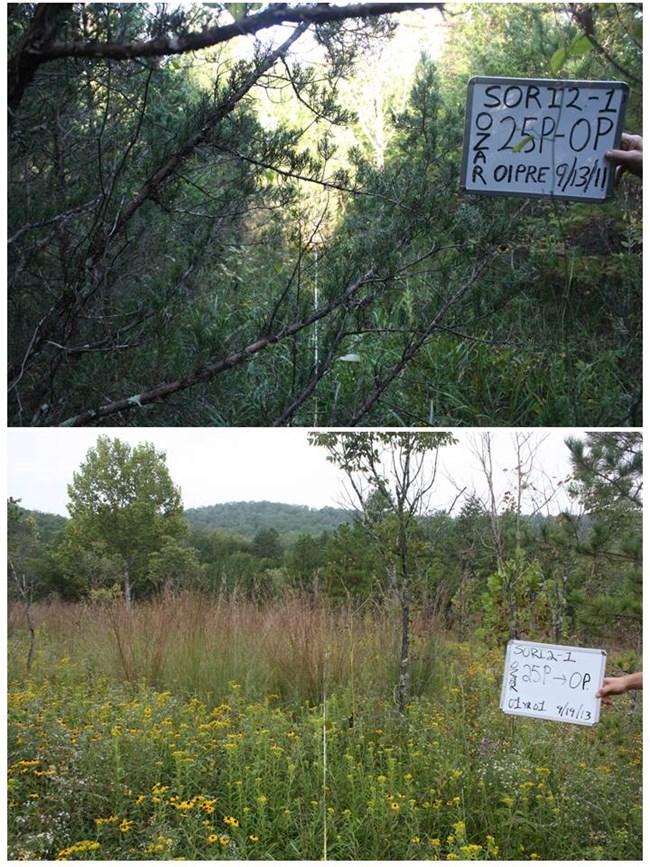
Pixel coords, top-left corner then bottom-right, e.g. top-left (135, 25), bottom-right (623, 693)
top-left (8, 433), bottom-right (641, 653)
top-left (8, 3), bottom-right (642, 426)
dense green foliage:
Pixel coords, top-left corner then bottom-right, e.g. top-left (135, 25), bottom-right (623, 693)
top-left (184, 500), bottom-right (352, 537)
top-left (55, 436), bottom-right (187, 602)
top-left (8, 3), bottom-right (642, 426)
top-left (8, 597), bottom-right (642, 860)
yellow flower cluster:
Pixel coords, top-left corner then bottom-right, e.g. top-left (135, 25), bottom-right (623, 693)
top-left (143, 835), bottom-right (174, 856)
top-left (57, 840), bottom-right (100, 859)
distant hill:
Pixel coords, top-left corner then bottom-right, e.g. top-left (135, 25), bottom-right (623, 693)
top-left (22, 509), bottom-right (68, 546)
top-left (184, 501), bottom-right (352, 538)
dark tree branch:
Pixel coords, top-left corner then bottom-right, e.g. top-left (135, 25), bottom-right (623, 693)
top-left (40, 4), bottom-right (442, 61)
top-left (110, 24), bottom-right (309, 240)
top-left (9, 4), bottom-right (443, 117)
top-left (57, 270), bottom-right (377, 426)
top-left (568, 3), bottom-right (642, 84)
top-left (8, 3), bottom-right (73, 121)
top-left (270, 290), bottom-right (374, 427)
top-left (8, 23), bottom-right (309, 399)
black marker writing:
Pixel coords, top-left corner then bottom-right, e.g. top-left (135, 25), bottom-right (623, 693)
top-left (501, 641), bottom-right (605, 725)
top-left (465, 78), bottom-right (626, 200)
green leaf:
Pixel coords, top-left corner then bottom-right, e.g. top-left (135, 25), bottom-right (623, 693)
top-left (512, 134), bottom-right (535, 154)
top-left (569, 33), bottom-right (594, 57)
top-left (228, 3), bottom-right (262, 20)
top-left (549, 46), bottom-right (567, 75)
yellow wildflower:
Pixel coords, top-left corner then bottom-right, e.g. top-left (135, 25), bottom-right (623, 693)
top-left (486, 835), bottom-right (499, 857)
top-left (57, 841), bottom-right (100, 858)
top-left (95, 815), bottom-right (118, 826)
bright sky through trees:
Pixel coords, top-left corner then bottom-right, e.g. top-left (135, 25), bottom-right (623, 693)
top-left (8, 428), bottom-right (580, 518)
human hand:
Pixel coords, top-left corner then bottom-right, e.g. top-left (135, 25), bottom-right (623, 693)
top-left (597, 677), bottom-right (629, 702)
top-left (597, 672), bottom-right (642, 704)
top-left (606, 133), bottom-right (643, 181)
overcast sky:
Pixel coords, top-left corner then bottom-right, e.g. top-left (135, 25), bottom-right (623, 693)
top-left (7, 428), bottom-right (588, 519)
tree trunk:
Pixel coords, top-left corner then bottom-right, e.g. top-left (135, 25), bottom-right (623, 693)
top-left (398, 588), bottom-right (411, 714)
top-left (9, 559), bottom-right (36, 671)
top-left (123, 571), bottom-right (132, 608)
top-left (397, 516), bottom-right (411, 714)
top-left (553, 573), bottom-right (568, 643)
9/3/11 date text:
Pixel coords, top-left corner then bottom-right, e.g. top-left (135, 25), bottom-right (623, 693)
top-left (483, 157), bottom-right (610, 194)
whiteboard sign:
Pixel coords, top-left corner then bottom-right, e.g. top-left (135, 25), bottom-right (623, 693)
top-left (461, 77), bottom-right (628, 201)
top-left (500, 640), bottom-right (606, 726)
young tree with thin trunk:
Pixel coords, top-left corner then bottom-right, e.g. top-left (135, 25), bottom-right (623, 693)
top-left (310, 431), bottom-right (455, 713)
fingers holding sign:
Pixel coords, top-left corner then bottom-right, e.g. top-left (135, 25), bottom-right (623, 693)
top-left (596, 671), bottom-right (643, 705)
top-left (607, 132), bottom-right (643, 181)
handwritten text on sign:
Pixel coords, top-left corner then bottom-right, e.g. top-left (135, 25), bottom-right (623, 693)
top-left (500, 640), bottom-right (606, 726)
top-left (461, 77), bottom-right (628, 201)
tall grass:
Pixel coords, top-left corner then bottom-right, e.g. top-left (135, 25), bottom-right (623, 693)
top-left (8, 593), bottom-right (431, 709)
top-left (7, 594), bottom-right (642, 860)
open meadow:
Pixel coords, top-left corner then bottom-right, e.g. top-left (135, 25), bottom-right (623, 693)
top-left (8, 594), bottom-right (642, 861)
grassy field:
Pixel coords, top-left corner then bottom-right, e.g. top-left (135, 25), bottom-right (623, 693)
top-left (7, 595), bottom-right (642, 860)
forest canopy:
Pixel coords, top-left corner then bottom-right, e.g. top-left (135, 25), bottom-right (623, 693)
top-left (8, 3), bottom-right (642, 426)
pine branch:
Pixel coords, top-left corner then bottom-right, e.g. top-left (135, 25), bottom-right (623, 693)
top-left (57, 270), bottom-right (377, 426)
top-left (38, 5), bottom-right (443, 62)
top-left (270, 298), bottom-right (363, 426)
top-left (9, 4), bottom-right (443, 117)
top-left (8, 24), bottom-right (309, 399)
top-left (213, 144), bottom-right (419, 214)
top-left (348, 203), bottom-right (530, 424)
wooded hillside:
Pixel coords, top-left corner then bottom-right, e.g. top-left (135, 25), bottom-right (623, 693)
top-left (8, 3), bottom-right (642, 426)
top-left (184, 500), bottom-right (351, 536)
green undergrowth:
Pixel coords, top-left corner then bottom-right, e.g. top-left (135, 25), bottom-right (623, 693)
top-left (8, 612), bottom-right (641, 861)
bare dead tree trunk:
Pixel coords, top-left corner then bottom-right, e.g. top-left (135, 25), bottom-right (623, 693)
top-left (9, 559), bottom-right (36, 671)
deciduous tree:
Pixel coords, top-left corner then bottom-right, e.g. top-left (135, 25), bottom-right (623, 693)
top-left (61, 436), bottom-right (185, 603)
top-left (310, 431), bottom-right (456, 711)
